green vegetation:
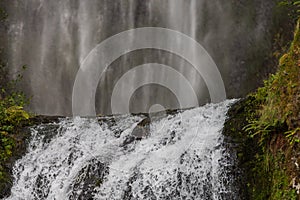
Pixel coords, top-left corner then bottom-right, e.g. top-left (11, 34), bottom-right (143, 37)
top-left (0, 2), bottom-right (31, 194)
top-left (0, 64), bottom-right (30, 194)
top-left (246, 19), bottom-right (300, 146)
top-left (278, 0), bottom-right (300, 18)
top-left (253, 19), bottom-right (300, 199)
top-left (0, 3), bottom-right (38, 198)
top-left (224, 17), bottom-right (300, 199)
top-left (271, 0), bottom-right (300, 65)
top-left (248, 19), bottom-right (300, 199)
top-left (0, 0), bottom-right (299, 199)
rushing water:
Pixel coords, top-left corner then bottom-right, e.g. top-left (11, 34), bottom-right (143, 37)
top-left (0, 1), bottom-right (281, 198)
top-left (7, 100), bottom-right (238, 200)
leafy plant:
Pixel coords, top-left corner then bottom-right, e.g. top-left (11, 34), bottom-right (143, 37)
top-left (0, 64), bottom-right (30, 183)
top-left (245, 18), bottom-right (300, 145)
top-left (278, 0), bottom-right (300, 19)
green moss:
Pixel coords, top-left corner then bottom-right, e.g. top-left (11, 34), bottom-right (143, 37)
top-left (224, 98), bottom-right (298, 198)
top-left (249, 149), bottom-right (297, 200)
top-left (224, 17), bottom-right (300, 199)
top-left (246, 18), bottom-right (300, 145)
top-left (247, 19), bottom-right (300, 199)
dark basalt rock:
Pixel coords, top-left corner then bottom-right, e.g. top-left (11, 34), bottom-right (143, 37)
top-left (69, 159), bottom-right (109, 200)
top-left (29, 115), bottom-right (63, 125)
top-left (221, 97), bottom-right (261, 200)
top-left (121, 117), bottom-right (151, 148)
top-left (131, 117), bottom-right (151, 139)
top-left (120, 109), bottom-right (185, 148)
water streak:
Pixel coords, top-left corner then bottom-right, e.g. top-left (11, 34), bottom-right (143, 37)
top-left (4, 1), bottom-right (274, 115)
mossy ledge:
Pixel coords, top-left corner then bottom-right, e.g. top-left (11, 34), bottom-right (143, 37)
top-left (223, 18), bottom-right (300, 200)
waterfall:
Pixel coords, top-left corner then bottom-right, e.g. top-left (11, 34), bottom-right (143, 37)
top-left (6, 100), bottom-right (238, 199)
top-left (4, 0), bottom-right (274, 116)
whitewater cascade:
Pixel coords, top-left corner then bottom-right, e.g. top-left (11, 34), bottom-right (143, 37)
top-left (6, 100), bottom-right (238, 200)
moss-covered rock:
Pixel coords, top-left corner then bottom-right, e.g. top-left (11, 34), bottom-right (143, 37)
top-left (223, 18), bottom-right (300, 200)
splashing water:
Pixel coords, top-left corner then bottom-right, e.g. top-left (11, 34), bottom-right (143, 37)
top-left (7, 100), bottom-right (238, 200)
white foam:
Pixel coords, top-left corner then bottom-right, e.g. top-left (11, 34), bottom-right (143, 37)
top-left (7, 100), bottom-right (236, 200)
